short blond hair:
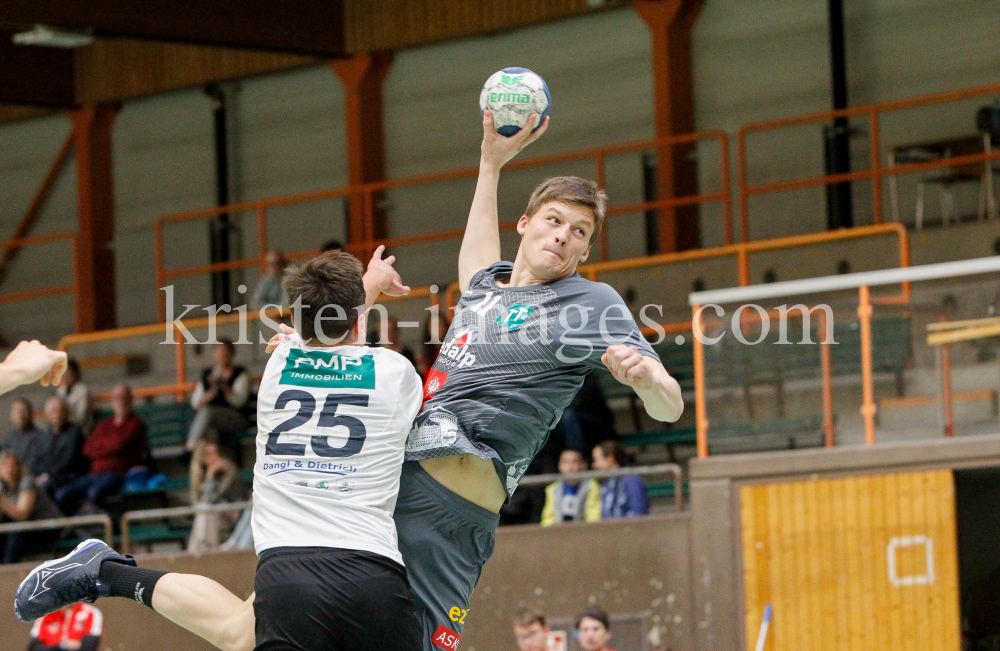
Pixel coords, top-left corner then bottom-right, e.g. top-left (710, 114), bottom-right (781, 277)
top-left (524, 176), bottom-right (607, 246)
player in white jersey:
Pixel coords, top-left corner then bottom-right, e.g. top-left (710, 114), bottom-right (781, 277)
top-left (16, 247), bottom-right (425, 651)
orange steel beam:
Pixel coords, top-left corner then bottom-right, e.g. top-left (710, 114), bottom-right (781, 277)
top-left (858, 285), bottom-right (876, 444)
top-left (635, 0), bottom-right (704, 253)
top-left (0, 232), bottom-right (76, 306)
top-left (72, 104), bottom-right (119, 333)
top-left (0, 130), bottom-right (75, 287)
top-left (332, 54), bottom-right (393, 246)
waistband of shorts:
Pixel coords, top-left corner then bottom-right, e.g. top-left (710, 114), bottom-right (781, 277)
top-left (402, 461), bottom-right (501, 530)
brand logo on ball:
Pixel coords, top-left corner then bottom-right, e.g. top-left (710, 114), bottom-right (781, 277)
top-left (280, 349), bottom-right (375, 389)
top-left (501, 73), bottom-right (524, 84)
top-left (497, 304), bottom-right (533, 331)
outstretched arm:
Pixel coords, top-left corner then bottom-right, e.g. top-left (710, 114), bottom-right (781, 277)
top-left (458, 110), bottom-right (549, 292)
top-left (602, 344), bottom-right (683, 422)
top-left (0, 340), bottom-right (67, 396)
top-left (151, 574), bottom-right (256, 651)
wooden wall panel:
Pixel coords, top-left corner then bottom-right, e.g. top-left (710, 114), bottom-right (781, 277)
top-left (344, 0), bottom-right (628, 53)
top-left (740, 470), bottom-right (960, 651)
top-left (74, 39), bottom-right (318, 104)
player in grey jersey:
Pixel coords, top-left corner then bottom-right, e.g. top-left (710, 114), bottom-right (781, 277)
top-left (393, 109), bottom-right (682, 650)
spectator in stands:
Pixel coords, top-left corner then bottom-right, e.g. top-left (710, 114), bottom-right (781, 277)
top-left (576, 607), bottom-right (615, 651)
top-left (592, 440), bottom-right (649, 519)
top-left (186, 337), bottom-right (249, 461)
top-left (0, 452), bottom-right (61, 564)
top-left (541, 449), bottom-right (601, 526)
top-left (188, 441), bottom-right (248, 555)
top-left (55, 359), bottom-right (92, 434)
top-left (54, 384), bottom-right (148, 514)
top-left (551, 374), bottom-right (615, 454)
top-left (512, 608), bottom-right (551, 651)
top-left (3, 398), bottom-right (46, 478)
top-left (28, 603), bottom-right (103, 651)
top-left (251, 250), bottom-right (289, 310)
top-left (34, 397), bottom-right (85, 498)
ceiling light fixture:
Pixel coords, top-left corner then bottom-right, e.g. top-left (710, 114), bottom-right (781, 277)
top-left (13, 25), bottom-right (95, 49)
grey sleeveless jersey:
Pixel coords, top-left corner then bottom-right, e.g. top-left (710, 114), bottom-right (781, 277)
top-left (405, 262), bottom-right (659, 497)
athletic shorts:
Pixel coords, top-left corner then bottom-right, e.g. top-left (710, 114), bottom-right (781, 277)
top-left (253, 546), bottom-right (422, 651)
top-left (394, 462), bottom-right (500, 651)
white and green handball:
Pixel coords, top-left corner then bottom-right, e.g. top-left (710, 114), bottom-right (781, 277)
top-left (479, 67), bottom-right (551, 136)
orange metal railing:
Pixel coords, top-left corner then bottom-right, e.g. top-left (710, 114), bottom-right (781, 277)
top-left (738, 81), bottom-right (1000, 241)
top-left (0, 231), bottom-right (77, 307)
top-left (155, 131), bottom-right (731, 321)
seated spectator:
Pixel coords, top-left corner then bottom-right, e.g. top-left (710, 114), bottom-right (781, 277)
top-left (28, 603), bottom-right (103, 651)
top-left (186, 338), bottom-right (249, 491)
top-left (188, 441), bottom-right (248, 555)
top-left (0, 452), bottom-right (61, 564)
top-left (55, 359), bottom-right (92, 433)
top-left (251, 250), bottom-right (289, 310)
top-left (540, 449), bottom-right (601, 526)
top-left (35, 397), bottom-right (85, 498)
top-left (55, 385), bottom-right (148, 514)
top-left (2, 398), bottom-right (46, 478)
top-left (513, 608), bottom-right (551, 651)
top-left (592, 440), bottom-right (649, 519)
top-left (576, 607), bottom-right (616, 651)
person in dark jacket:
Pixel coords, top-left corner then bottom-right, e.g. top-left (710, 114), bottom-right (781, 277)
top-left (0, 452), bottom-right (61, 564)
top-left (2, 398), bottom-right (46, 477)
top-left (55, 385), bottom-right (147, 514)
top-left (592, 440), bottom-right (649, 519)
top-left (34, 397), bottom-right (85, 499)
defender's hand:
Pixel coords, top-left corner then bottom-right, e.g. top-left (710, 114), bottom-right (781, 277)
top-left (265, 323), bottom-right (297, 354)
top-left (365, 245), bottom-right (410, 297)
top-left (480, 110), bottom-right (549, 170)
top-left (2, 340), bottom-right (68, 388)
top-left (601, 344), bottom-right (655, 391)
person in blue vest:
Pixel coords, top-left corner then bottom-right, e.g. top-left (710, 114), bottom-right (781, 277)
top-left (591, 440), bottom-right (648, 519)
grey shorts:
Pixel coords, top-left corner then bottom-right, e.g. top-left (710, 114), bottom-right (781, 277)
top-left (394, 462), bottom-right (500, 651)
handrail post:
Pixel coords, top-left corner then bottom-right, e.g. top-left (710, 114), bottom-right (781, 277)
top-left (818, 309), bottom-right (835, 447)
top-left (737, 247), bottom-right (750, 286)
top-left (101, 514), bottom-right (114, 545)
top-left (720, 132), bottom-right (733, 245)
top-left (869, 108), bottom-right (883, 224)
top-left (693, 305), bottom-right (709, 457)
top-left (120, 513), bottom-right (132, 555)
top-left (174, 324), bottom-right (186, 403)
top-left (155, 220), bottom-right (166, 322)
top-left (939, 314), bottom-right (955, 437)
top-left (595, 152), bottom-right (608, 261)
top-left (737, 129), bottom-right (749, 242)
top-left (257, 204), bottom-right (269, 268)
top-left (858, 285), bottom-right (876, 444)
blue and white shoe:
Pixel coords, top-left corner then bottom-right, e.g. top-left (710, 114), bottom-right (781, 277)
top-left (14, 539), bottom-right (135, 622)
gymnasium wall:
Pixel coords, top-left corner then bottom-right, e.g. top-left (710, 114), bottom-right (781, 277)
top-left (1, 0), bottom-right (999, 344)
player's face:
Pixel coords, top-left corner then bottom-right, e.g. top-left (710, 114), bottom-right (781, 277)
top-left (577, 618), bottom-right (612, 651)
top-left (516, 201), bottom-right (594, 281)
top-left (514, 622), bottom-right (550, 651)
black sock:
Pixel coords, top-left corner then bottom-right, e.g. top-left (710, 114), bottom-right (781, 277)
top-left (99, 560), bottom-right (167, 609)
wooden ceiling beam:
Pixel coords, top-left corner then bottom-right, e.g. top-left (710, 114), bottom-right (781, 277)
top-left (0, 0), bottom-right (346, 56)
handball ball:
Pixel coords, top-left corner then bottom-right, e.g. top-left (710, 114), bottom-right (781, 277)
top-left (479, 67), bottom-right (551, 137)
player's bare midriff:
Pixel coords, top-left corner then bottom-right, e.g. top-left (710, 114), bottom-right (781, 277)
top-left (419, 454), bottom-right (507, 513)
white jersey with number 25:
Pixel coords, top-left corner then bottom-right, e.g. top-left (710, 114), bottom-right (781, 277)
top-left (251, 335), bottom-right (423, 565)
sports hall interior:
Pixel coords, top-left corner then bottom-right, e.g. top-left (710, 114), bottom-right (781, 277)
top-left (1, 1), bottom-right (1000, 649)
